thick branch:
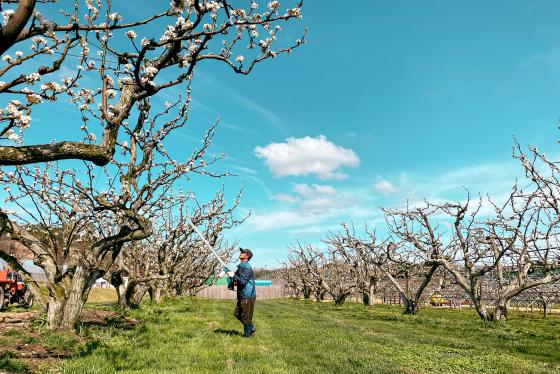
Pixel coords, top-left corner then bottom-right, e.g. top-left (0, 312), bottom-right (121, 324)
top-left (0, 0), bottom-right (36, 55)
top-left (0, 141), bottom-right (115, 166)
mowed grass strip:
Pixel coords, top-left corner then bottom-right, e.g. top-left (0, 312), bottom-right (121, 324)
top-left (54, 298), bottom-right (560, 374)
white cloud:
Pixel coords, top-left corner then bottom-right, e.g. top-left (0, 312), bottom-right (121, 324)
top-left (273, 193), bottom-right (299, 203)
top-left (292, 183), bottom-right (337, 197)
top-left (519, 48), bottom-right (560, 74)
top-left (272, 183), bottom-right (352, 214)
top-left (255, 135), bottom-right (359, 179)
top-left (377, 160), bottom-right (526, 216)
top-left (408, 162), bottom-right (520, 201)
top-left (300, 196), bottom-right (351, 214)
top-left (240, 182), bottom-right (375, 232)
top-left (230, 165), bottom-right (259, 175)
top-left (374, 179), bottom-right (399, 195)
top-left (245, 210), bottom-right (322, 231)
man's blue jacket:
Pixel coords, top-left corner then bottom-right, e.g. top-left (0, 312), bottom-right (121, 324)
top-left (232, 261), bottom-right (256, 299)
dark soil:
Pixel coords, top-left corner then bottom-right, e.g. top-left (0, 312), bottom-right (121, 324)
top-left (0, 309), bottom-right (136, 373)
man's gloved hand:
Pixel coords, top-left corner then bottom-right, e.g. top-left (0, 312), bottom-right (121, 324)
top-left (226, 271), bottom-right (235, 278)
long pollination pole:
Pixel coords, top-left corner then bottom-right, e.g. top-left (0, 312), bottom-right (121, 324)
top-left (185, 216), bottom-right (229, 269)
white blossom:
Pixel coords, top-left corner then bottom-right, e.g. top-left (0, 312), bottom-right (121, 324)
top-left (26, 93), bottom-right (43, 104)
top-left (126, 30), bottom-right (137, 39)
top-left (287, 8), bottom-right (301, 17)
top-left (2, 9), bottom-right (15, 26)
top-left (205, 1), bottom-right (221, 11)
top-left (5, 131), bottom-right (20, 143)
top-left (25, 72), bottom-right (41, 84)
top-left (109, 12), bottom-right (121, 22)
top-left (40, 81), bottom-right (62, 92)
top-left (143, 66), bottom-right (159, 78)
top-left (19, 115), bottom-right (31, 126)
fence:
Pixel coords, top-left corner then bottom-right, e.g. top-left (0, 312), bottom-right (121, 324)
top-left (196, 285), bottom-right (285, 300)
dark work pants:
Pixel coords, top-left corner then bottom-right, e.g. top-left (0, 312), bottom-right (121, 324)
top-left (234, 298), bottom-right (255, 326)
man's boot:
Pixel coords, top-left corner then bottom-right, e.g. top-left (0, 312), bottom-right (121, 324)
top-left (243, 324), bottom-right (253, 337)
top-left (250, 323), bottom-right (256, 336)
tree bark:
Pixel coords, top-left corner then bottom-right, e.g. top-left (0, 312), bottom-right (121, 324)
top-left (148, 286), bottom-right (165, 304)
top-left (45, 268), bottom-right (95, 330)
top-left (403, 299), bottom-right (418, 315)
top-left (492, 303), bottom-right (508, 321)
top-left (362, 281), bottom-right (377, 306)
top-left (334, 294), bottom-right (347, 306)
top-left (125, 282), bottom-right (148, 308)
top-left (108, 270), bottom-right (130, 309)
top-left (0, 0), bottom-right (36, 55)
top-left (0, 142), bottom-right (116, 166)
top-left (472, 300), bottom-right (490, 321)
top-left (362, 292), bottom-right (371, 306)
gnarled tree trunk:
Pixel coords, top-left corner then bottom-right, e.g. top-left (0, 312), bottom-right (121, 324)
top-left (403, 299), bottom-right (419, 315)
top-left (125, 282), bottom-right (148, 308)
top-left (362, 279), bottom-right (379, 306)
top-left (45, 267), bottom-right (99, 330)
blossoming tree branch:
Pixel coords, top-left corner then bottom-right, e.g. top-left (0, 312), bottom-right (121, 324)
top-left (0, 0), bottom-right (305, 165)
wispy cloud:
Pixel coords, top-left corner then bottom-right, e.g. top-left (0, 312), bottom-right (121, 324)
top-left (273, 193), bottom-right (299, 204)
top-left (227, 90), bottom-right (288, 136)
top-left (519, 48), bottom-right (560, 74)
top-left (221, 122), bottom-right (254, 135)
top-left (229, 165), bottom-right (259, 175)
top-left (374, 178), bottom-right (399, 195)
top-left (240, 182), bottom-right (375, 233)
top-left (198, 73), bottom-right (288, 135)
top-left (243, 210), bottom-right (323, 231)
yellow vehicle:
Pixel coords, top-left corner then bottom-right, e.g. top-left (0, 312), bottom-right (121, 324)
top-left (430, 293), bottom-right (447, 306)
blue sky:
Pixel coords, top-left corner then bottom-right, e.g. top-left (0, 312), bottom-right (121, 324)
top-left (195, 1), bottom-right (560, 267)
top-left (3, 1), bottom-right (560, 269)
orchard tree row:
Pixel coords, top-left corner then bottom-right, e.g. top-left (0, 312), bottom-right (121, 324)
top-left (281, 143), bottom-right (560, 321)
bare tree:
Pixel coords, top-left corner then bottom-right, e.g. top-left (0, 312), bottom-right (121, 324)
top-left (318, 251), bottom-right (355, 306)
top-left (0, 0), bottom-right (305, 165)
top-left (434, 185), bottom-right (560, 321)
top-left (375, 205), bottom-right (443, 314)
top-left (324, 224), bottom-right (383, 306)
top-left (283, 242), bottom-right (318, 300)
top-left (134, 191), bottom-right (241, 304)
top-left (286, 241), bottom-right (355, 306)
top-left (512, 282), bottom-right (560, 318)
top-left (278, 263), bottom-right (302, 298)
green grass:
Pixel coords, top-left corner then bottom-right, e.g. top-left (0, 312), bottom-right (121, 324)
top-left (0, 351), bottom-right (29, 373)
top-left (3, 329), bottom-right (37, 344)
top-left (53, 298), bottom-right (560, 373)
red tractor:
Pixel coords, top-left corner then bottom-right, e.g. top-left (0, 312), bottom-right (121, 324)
top-left (0, 269), bottom-right (33, 310)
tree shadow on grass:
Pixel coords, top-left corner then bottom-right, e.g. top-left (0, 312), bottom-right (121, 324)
top-left (76, 315), bottom-right (138, 337)
top-left (213, 329), bottom-right (243, 336)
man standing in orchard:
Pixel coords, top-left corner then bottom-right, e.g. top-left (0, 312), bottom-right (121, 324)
top-left (227, 248), bottom-right (256, 337)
